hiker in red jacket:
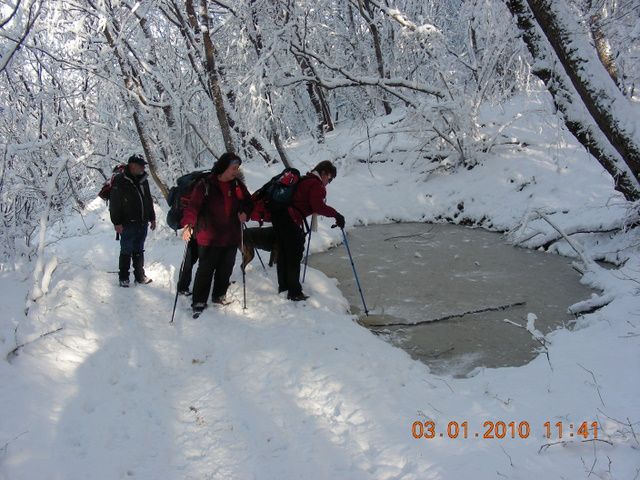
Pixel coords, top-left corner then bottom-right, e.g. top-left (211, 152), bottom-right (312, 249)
top-left (273, 160), bottom-right (344, 301)
top-left (182, 153), bottom-right (253, 315)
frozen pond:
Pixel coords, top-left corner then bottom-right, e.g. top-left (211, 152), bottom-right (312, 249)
top-left (310, 223), bottom-right (594, 377)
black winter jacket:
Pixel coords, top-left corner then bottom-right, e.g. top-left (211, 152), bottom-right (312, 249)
top-left (109, 168), bottom-right (156, 226)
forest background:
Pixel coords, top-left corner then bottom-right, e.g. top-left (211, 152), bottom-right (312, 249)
top-left (1, 0), bottom-right (639, 271)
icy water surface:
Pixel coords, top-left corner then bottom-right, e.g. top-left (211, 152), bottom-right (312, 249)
top-left (310, 223), bottom-right (594, 377)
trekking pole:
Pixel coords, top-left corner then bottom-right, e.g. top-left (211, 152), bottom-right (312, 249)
top-left (254, 243), bottom-right (267, 272)
top-left (241, 224), bottom-right (247, 310)
top-left (170, 242), bottom-right (190, 324)
top-left (302, 227), bottom-right (312, 283)
top-left (242, 224), bottom-right (266, 272)
top-left (340, 228), bottom-right (369, 316)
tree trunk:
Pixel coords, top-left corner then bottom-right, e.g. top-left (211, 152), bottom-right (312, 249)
top-left (129, 8), bottom-right (186, 173)
top-left (295, 55), bottom-right (334, 137)
top-left (102, 24), bottom-right (169, 198)
top-left (585, 1), bottom-right (619, 87)
top-left (197, 0), bottom-right (235, 153)
top-left (505, 0), bottom-right (640, 201)
top-left (353, 0), bottom-right (392, 115)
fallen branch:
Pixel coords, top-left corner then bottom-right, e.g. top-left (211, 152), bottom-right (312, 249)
top-left (6, 327), bottom-right (63, 363)
top-left (568, 294), bottom-right (614, 315)
top-left (537, 212), bottom-right (595, 268)
top-left (538, 227), bottom-right (619, 250)
top-left (383, 232), bottom-right (432, 241)
top-left (366, 301), bottom-right (526, 328)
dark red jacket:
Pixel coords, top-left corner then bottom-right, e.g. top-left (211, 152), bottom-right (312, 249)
top-left (182, 174), bottom-right (253, 247)
top-left (288, 174), bottom-right (339, 226)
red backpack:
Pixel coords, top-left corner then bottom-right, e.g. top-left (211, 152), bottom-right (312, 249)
top-left (98, 164), bottom-right (126, 202)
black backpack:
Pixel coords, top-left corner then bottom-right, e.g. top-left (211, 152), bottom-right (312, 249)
top-left (251, 168), bottom-right (303, 221)
top-left (97, 164), bottom-right (126, 202)
top-left (165, 170), bottom-right (210, 231)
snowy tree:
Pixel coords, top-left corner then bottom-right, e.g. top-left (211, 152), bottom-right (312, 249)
top-left (505, 0), bottom-right (640, 201)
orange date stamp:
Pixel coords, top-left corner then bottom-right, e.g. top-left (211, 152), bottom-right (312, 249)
top-left (411, 420), bottom-right (599, 440)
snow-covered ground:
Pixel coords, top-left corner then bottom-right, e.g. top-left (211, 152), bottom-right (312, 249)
top-left (1, 106), bottom-right (639, 479)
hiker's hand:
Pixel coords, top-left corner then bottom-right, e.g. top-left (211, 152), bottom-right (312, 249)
top-left (114, 224), bottom-right (124, 234)
top-left (238, 212), bottom-right (247, 223)
top-left (182, 225), bottom-right (192, 242)
top-left (333, 213), bottom-right (345, 229)
top-left (150, 220), bottom-right (157, 231)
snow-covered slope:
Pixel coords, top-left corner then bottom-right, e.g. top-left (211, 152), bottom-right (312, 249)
top-left (1, 110), bottom-right (639, 479)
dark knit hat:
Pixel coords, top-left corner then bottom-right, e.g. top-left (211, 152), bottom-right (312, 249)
top-left (128, 154), bottom-right (147, 166)
top-left (212, 152), bottom-right (242, 174)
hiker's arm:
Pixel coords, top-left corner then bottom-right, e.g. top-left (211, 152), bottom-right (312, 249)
top-left (109, 183), bottom-right (123, 226)
top-left (239, 182), bottom-right (254, 218)
top-left (144, 181), bottom-right (156, 223)
top-left (182, 181), bottom-right (205, 228)
top-left (308, 182), bottom-right (338, 218)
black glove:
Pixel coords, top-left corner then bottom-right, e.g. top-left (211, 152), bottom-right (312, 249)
top-left (334, 213), bottom-right (345, 229)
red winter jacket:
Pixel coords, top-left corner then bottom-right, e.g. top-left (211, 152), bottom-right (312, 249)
top-left (288, 174), bottom-right (339, 226)
top-left (182, 174), bottom-right (253, 247)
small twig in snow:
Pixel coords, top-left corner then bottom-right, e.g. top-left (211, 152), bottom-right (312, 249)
top-left (0, 431), bottom-right (28, 455)
top-left (538, 438), bottom-right (613, 454)
top-left (6, 327), bottom-right (63, 363)
top-left (577, 363), bottom-right (605, 407)
top-left (585, 441), bottom-right (597, 477)
top-left (629, 417), bottom-right (640, 446)
top-left (434, 377), bottom-right (455, 393)
top-left (596, 409), bottom-right (640, 446)
top-left (500, 445), bottom-right (514, 467)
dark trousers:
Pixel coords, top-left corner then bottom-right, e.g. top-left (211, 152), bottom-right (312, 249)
top-left (272, 211), bottom-right (305, 297)
top-left (118, 223), bottom-right (148, 281)
top-left (177, 238), bottom-right (199, 292)
top-left (191, 244), bottom-right (237, 305)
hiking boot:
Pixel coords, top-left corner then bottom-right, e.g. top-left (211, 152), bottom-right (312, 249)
top-left (192, 302), bottom-right (206, 313)
top-left (119, 279), bottom-right (130, 288)
top-left (119, 254), bottom-right (131, 282)
top-left (287, 293), bottom-right (309, 302)
top-left (132, 252), bottom-right (150, 284)
top-left (178, 289), bottom-right (192, 296)
top-left (212, 296), bottom-right (230, 306)
top-left (192, 302), bottom-right (207, 319)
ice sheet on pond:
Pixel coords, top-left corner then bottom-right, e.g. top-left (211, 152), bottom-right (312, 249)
top-left (310, 223), bottom-right (595, 377)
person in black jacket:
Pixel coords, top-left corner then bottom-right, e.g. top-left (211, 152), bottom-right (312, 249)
top-left (109, 154), bottom-right (157, 287)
